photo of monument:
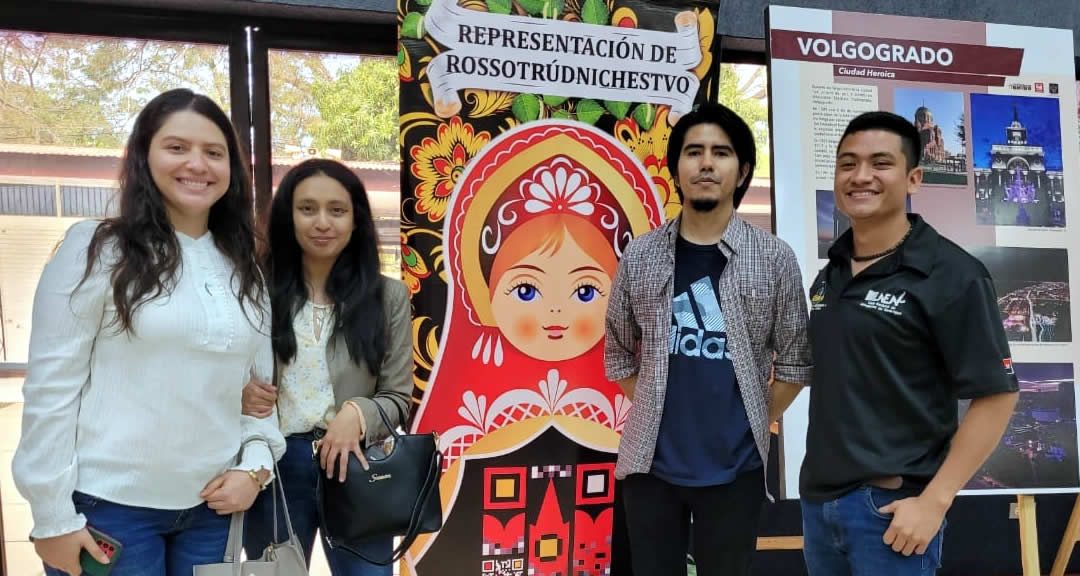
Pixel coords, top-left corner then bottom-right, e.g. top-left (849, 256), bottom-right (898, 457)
top-left (894, 88), bottom-right (968, 185)
top-left (971, 93), bottom-right (1066, 228)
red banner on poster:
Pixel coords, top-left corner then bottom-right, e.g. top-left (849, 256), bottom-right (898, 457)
top-left (771, 29), bottom-right (1024, 76)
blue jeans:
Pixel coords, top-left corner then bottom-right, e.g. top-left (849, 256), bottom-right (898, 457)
top-left (802, 486), bottom-right (946, 576)
top-left (244, 433), bottom-right (392, 576)
top-left (45, 491), bottom-right (230, 576)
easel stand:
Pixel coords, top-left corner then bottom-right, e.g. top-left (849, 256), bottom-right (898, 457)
top-left (1051, 493), bottom-right (1080, 576)
top-left (1018, 494), bottom-right (1041, 576)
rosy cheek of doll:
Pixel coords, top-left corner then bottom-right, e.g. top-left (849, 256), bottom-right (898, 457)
top-left (514, 315), bottom-right (540, 343)
top-left (570, 315), bottom-right (599, 344)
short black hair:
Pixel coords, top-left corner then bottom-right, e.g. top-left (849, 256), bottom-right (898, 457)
top-left (666, 102), bottom-right (756, 209)
top-left (838, 111), bottom-right (921, 172)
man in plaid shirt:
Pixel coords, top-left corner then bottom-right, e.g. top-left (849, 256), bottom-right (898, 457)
top-left (604, 102), bottom-right (812, 576)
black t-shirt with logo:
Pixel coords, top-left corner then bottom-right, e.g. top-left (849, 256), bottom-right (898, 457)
top-left (800, 214), bottom-right (1019, 502)
top-left (651, 235), bottom-right (761, 486)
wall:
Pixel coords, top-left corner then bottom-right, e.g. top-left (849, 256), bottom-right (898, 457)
top-left (244, 0), bottom-right (1080, 55)
top-left (719, 0), bottom-right (1080, 55)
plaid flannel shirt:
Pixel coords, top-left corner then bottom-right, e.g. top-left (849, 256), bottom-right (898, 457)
top-left (604, 213), bottom-right (812, 496)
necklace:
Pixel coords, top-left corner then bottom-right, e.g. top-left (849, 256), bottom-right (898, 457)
top-left (312, 302), bottom-right (331, 340)
top-left (851, 222), bottom-right (913, 262)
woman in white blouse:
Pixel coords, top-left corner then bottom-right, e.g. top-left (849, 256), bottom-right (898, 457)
top-left (240, 159), bottom-right (412, 575)
top-left (12, 88), bottom-right (286, 576)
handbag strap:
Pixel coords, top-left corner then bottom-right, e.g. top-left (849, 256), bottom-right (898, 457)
top-left (371, 400), bottom-right (402, 441)
top-left (389, 397), bottom-right (410, 432)
top-left (223, 510), bottom-right (245, 564)
top-left (320, 443), bottom-right (443, 565)
top-left (221, 441), bottom-right (299, 568)
top-left (221, 435), bottom-right (268, 562)
top-left (270, 456), bottom-right (299, 547)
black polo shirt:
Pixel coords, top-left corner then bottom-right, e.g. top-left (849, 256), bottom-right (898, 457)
top-left (800, 214), bottom-right (1019, 502)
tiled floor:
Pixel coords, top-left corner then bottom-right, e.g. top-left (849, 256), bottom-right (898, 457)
top-left (0, 400), bottom-right (336, 576)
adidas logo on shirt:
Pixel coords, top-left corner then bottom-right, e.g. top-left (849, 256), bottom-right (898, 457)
top-left (669, 277), bottom-right (733, 360)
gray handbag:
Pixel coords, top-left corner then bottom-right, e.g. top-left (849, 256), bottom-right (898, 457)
top-left (194, 445), bottom-right (308, 576)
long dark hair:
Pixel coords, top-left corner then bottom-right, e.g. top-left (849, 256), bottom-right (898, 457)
top-left (267, 158), bottom-right (386, 373)
top-left (81, 88), bottom-right (264, 332)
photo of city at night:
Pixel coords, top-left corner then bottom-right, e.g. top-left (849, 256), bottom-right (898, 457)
top-left (963, 363), bottom-right (1077, 490)
top-left (965, 246), bottom-right (1071, 343)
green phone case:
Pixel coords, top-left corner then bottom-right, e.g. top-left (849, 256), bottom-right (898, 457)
top-left (80, 527), bottom-right (122, 576)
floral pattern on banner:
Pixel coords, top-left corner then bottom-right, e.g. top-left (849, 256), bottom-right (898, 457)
top-left (400, 232), bottom-right (430, 295)
top-left (615, 106), bottom-right (682, 220)
top-left (399, 0), bottom-right (715, 409)
top-left (398, 1), bottom-right (717, 574)
top-left (409, 116), bottom-right (492, 222)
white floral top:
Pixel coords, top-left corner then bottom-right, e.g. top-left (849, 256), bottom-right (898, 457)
top-left (277, 301), bottom-right (338, 436)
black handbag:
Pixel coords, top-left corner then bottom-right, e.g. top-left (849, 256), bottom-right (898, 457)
top-left (314, 401), bottom-right (443, 565)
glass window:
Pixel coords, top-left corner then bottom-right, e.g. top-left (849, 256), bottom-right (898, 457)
top-left (716, 63), bottom-right (772, 232)
top-left (268, 50), bottom-right (401, 277)
top-left (0, 30), bottom-right (229, 575)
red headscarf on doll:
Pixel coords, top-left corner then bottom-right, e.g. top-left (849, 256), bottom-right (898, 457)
top-left (411, 120), bottom-right (664, 468)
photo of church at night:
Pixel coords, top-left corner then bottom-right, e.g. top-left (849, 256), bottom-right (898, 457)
top-left (972, 93), bottom-right (1066, 228)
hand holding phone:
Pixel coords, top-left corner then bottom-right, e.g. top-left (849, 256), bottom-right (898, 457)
top-left (33, 527), bottom-right (111, 576)
top-left (80, 526), bottom-right (122, 576)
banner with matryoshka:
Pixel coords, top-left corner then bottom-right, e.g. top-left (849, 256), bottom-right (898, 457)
top-left (398, 0), bottom-right (718, 574)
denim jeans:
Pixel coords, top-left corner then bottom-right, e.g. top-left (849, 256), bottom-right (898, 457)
top-left (44, 491), bottom-right (230, 576)
top-left (802, 486), bottom-right (946, 576)
top-left (244, 433), bottom-right (392, 576)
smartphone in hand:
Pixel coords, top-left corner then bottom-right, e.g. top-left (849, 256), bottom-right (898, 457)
top-left (80, 526), bottom-right (122, 576)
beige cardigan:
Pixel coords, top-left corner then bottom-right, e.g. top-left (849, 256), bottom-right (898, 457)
top-left (275, 277), bottom-right (413, 446)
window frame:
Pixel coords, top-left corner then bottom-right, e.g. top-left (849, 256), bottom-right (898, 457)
top-left (0, 6), bottom-right (396, 571)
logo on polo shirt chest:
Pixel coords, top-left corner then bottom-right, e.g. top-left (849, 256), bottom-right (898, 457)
top-left (861, 289), bottom-right (907, 316)
top-left (810, 283), bottom-right (826, 311)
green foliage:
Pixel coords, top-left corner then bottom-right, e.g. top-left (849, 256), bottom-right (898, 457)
top-left (0, 32), bottom-right (401, 162)
top-left (401, 12), bottom-right (426, 39)
top-left (310, 58), bottom-right (399, 162)
top-left (715, 64), bottom-right (770, 178)
top-left (632, 103), bottom-right (655, 131)
top-left (512, 93), bottom-right (542, 123)
top-left (603, 100), bottom-right (630, 120)
top-left (0, 34), bottom-right (230, 147)
top-left (581, 0), bottom-right (609, 25)
top-left (576, 99), bottom-right (604, 125)
top-left (486, 0), bottom-right (512, 14)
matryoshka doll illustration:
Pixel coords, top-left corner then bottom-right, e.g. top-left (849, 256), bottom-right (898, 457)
top-left (406, 120), bottom-right (664, 576)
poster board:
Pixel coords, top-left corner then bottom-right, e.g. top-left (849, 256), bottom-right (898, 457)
top-left (397, 0), bottom-right (718, 573)
top-left (767, 5), bottom-right (1080, 498)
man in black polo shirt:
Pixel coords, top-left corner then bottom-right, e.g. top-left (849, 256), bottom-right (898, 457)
top-left (800, 111), bottom-right (1019, 575)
